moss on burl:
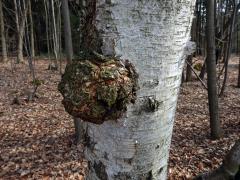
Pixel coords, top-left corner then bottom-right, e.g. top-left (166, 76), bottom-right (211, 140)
top-left (58, 59), bottom-right (138, 124)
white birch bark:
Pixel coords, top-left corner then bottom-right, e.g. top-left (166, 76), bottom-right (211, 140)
top-left (80, 0), bottom-right (196, 179)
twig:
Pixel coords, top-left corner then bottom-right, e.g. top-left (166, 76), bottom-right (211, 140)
top-left (185, 60), bottom-right (208, 90)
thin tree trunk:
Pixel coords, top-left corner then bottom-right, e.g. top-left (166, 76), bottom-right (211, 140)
top-left (44, 0), bottom-right (50, 63)
top-left (186, 14), bottom-right (197, 82)
top-left (51, 0), bottom-right (58, 69)
top-left (181, 71), bottom-right (185, 86)
top-left (73, 0), bottom-right (196, 179)
top-left (199, 56), bottom-right (207, 80)
top-left (29, 0), bottom-right (35, 57)
top-left (13, 0), bottom-right (19, 31)
top-left (14, 0), bottom-right (20, 63)
top-left (24, 4), bottom-right (35, 80)
top-left (219, 1), bottom-right (238, 96)
top-left (238, 21), bottom-right (240, 87)
top-left (0, 0), bottom-right (7, 62)
top-left (56, 0), bottom-right (61, 73)
top-left (57, 3), bottom-right (62, 74)
top-left (62, 0), bottom-right (83, 143)
top-left (62, 0), bottom-right (73, 63)
top-left (238, 56), bottom-right (240, 88)
top-left (206, 0), bottom-right (221, 139)
top-left (186, 55), bottom-right (193, 82)
top-left (15, 0), bottom-right (28, 63)
top-left (18, 26), bottom-right (24, 63)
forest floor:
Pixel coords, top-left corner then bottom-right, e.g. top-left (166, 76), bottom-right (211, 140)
top-left (0, 57), bottom-right (239, 179)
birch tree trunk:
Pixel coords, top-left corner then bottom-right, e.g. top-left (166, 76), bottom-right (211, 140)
top-left (76, 1), bottom-right (196, 179)
top-left (0, 0), bottom-right (7, 62)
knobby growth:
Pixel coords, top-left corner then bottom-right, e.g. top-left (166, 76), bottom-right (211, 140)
top-left (58, 57), bottom-right (138, 124)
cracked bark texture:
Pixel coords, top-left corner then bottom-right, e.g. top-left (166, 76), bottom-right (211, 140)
top-left (79, 0), bottom-right (196, 179)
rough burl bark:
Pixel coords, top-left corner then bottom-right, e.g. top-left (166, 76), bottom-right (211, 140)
top-left (58, 58), bottom-right (138, 124)
top-left (195, 139), bottom-right (240, 180)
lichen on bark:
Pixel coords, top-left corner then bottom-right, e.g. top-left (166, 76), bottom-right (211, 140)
top-left (58, 58), bottom-right (138, 124)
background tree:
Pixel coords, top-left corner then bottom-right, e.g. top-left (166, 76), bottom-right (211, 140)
top-left (14, 0), bottom-right (29, 63)
top-left (61, 0), bottom-right (84, 144)
top-left (206, 0), bottom-right (222, 139)
top-left (219, 0), bottom-right (238, 96)
top-left (0, 0), bottom-right (7, 62)
top-left (237, 8), bottom-right (240, 87)
top-left (62, 0), bottom-right (72, 63)
top-left (29, 0), bottom-right (35, 58)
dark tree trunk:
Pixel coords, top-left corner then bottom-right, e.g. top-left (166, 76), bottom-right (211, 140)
top-left (238, 57), bottom-right (240, 88)
top-left (238, 55), bottom-right (240, 88)
top-left (0, 0), bottom-right (7, 62)
top-left (62, 0), bottom-right (73, 64)
top-left (206, 0), bottom-right (221, 139)
top-left (219, 1), bottom-right (238, 96)
top-left (237, 13), bottom-right (240, 88)
top-left (186, 55), bottom-right (193, 82)
top-left (181, 70), bottom-right (185, 86)
top-left (199, 60), bottom-right (206, 80)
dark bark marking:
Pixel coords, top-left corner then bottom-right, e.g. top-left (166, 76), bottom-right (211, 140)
top-left (147, 97), bottom-right (161, 112)
top-left (93, 161), bottom-right (108, 180)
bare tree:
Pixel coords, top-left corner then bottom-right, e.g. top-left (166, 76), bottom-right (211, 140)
top-left (50, 0), bottom-right (59, 70)
top-left (0, 0), bottom-right (7, 63)
top-left (237, 2), bottom-right (240, 88)
top-left (62, 0), bottom-right (73, 63)
top-left (29, 0), bottom-right (35, 57)
top-left (44, 0), bottom-right (51, 63)
top-left (14, 0), bottom-right (29, 63)
top-left (206, 0), bottom-right (222, 139)
top-left (219, 0), bottom-right (238, 96)
top-left (186, 55), bottom-right (193, 82)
